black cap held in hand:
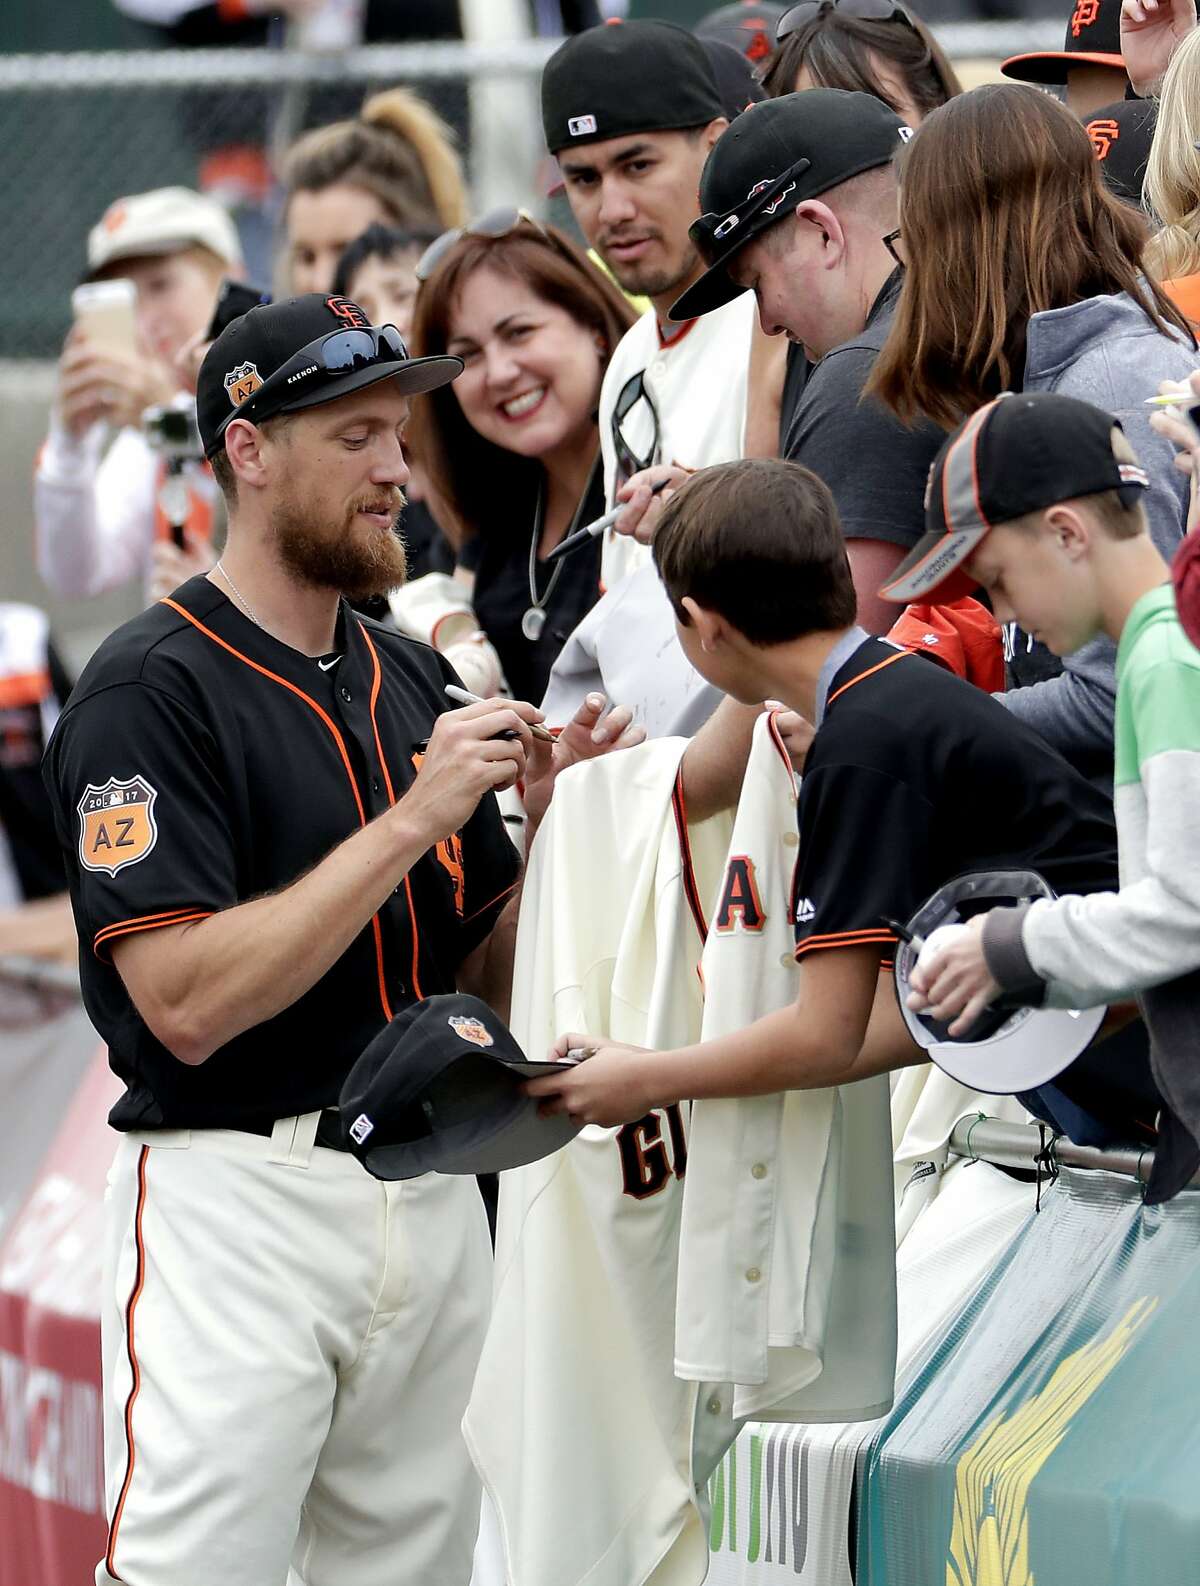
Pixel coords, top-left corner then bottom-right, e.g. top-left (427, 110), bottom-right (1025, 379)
top-left (541, 19), bottom-right (724, 156)
top-left (197, 292), bottom-right (461, 458)
top-left (339, 993), bottom-right (582, 1180)
top-left (880, 392), bottom-right (1148, 606)
top-left (670, 89), bottom-right (912, 322)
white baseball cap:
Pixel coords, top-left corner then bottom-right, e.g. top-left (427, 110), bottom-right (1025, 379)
top-left (86, 186), bottom-right (243, 278)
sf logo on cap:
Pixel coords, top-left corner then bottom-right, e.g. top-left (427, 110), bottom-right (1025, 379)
top-left (224, 362), bottom-right (262, 408)
top-left (1071, 0), bottom-right (1099, 33)
top-left (1087, 118), bottom-right (1120, 158)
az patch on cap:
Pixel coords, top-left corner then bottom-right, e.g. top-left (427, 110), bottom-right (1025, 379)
top-left (224, 362), bottom-right (262, 407)
top-left (568, 114), bottom-right (598, 137)
top-left (78, 775), bottom-right (158, 876)
top-left (449, 1014), bottom-right (494, 1049)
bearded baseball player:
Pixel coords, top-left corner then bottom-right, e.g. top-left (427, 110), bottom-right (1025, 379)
top-left (43, 292), bottom-right (641, 1586)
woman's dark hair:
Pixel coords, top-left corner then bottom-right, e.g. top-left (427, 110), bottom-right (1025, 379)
top-left (332, 222), bottom-right (439, 300)
top-left (654, 459), bottom-right (857, 642)
top-left (759, 4), bottom-right (961, 116)
top-left (867, 84), bottom-right (1196, 430)
top-left (406, 223), bottom-right (637, 543)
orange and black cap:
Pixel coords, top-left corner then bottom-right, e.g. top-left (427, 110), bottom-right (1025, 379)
top-left (1084, 98), bottom-right (1157, 208)
top-left (197, 292), bottom-right (461, 458)
top-left (694, 1), bottom-right (786, 65)
top-left (1001, 0), bottom-right (1126, 86)
top-left (881, 392), bottom-right (1148, 605)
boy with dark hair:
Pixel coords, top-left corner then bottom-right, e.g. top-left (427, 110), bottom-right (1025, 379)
top-left (527, 455), bottom-right (1142, 1148)
top-left (903, 392), bottom-right (1200, 1194)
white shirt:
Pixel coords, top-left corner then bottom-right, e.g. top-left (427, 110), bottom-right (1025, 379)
top-left (541, 295), bottom-right (756, 736)
top-left (34, 418), bottom-right (218, 603)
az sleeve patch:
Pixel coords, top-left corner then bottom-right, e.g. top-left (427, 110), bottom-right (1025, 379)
top-left (77, 776), bottom-right (159, 876)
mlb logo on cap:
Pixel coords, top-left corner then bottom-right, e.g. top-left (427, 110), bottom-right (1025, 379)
top-left (568, 114), bottom-right (598, 137)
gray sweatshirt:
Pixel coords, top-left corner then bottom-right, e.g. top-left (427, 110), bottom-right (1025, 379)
top-left (995, 291), bottom-right (1199, 763)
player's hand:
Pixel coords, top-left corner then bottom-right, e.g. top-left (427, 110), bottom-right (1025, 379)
top-left (401, 697), bottom-right (542, 842)
top-left (57, 330), bottom-right (175, 436)
top-left (769, 705), bottom-right (815, 773)
top-left (613, 464), bottom-right (689, 545)
top-left (148, 536), bottom-right (215, 603)
top-left (525, 1033), bottom-right (660, 1127)
top-left (906, 914), bottom-right (1000, 1038)
top-left (522, 692), bottom-right (647, 831)
top-left (1120, 0), bottom-right (1196, 94)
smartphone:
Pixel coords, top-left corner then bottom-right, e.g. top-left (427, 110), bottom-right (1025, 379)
top-left (206, 278), bottom-right (270, 342)
top-left (71, 278), bottom-right (138, 356)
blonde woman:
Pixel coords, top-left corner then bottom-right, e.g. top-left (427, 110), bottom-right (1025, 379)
top-left (1145, 28), bottom-right (1200, 324)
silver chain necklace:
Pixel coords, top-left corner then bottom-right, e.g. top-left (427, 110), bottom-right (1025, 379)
top-left (214, 559), bottom-right (264, 629)
top-left (522, 455), bottom-right (600, 644)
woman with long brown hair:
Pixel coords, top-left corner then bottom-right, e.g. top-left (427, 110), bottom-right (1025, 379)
top-left (405, 214), bottom-right (636, 702)
top-left (869, 82), bottom-right (1198, 771)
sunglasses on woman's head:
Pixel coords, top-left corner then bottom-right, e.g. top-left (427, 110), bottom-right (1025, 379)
top-left (415, 207), bottom-right (553, 284)
top-left (776, 0), bottom-right (917, 40)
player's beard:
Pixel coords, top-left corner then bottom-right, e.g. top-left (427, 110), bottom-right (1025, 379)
top-left (270, 488), bottom-right (409, 601)
top-left (603, 235), bottom-right (703, 301)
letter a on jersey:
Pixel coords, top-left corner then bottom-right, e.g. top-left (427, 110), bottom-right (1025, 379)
top-left (78, 776), bottom-right (159, 876)
top-left (715, 855), bottom-right (766, 933)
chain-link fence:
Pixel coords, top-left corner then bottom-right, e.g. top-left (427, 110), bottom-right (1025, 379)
top-left (0, 25), bottom-right (1057, 361)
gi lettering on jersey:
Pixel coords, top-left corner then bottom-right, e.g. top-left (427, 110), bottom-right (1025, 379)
top-left (77, 776), bottom-right (159, 876)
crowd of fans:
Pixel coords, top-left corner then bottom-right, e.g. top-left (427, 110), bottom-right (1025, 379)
top-left (7, 0), bottom-right (1200, 1574)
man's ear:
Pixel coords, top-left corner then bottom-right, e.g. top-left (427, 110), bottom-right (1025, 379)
top-left (703, 117), bottom-right (731, 154)
top-left (682, 596), bottom-right (725, 653)
top-left (793, 199), bottom-right (845, 266)
top-left (1042, 503), bottom-right (1091, 558)
top-left (224, 416), bottom-right (274, 494)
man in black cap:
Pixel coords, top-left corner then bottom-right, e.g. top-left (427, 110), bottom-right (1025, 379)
top-left (539, 19), bottom-right (776, 736)
top-left (1084, 97), bottom-right (1158, 206)
top-left (1001, 0), bottom-right (1129, 115)
top-left (43, 291), bottom-right (639, 1586)
top-left (669, 87), bottom-right (943, 634)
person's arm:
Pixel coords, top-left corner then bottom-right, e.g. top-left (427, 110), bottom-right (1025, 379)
top-left (525, 945), bottom-right (918, 1127)
top-left (1120, 0), bottom-right (1197, 95)
top-left (36, 425), bottom-right (158, 599)
top-left (679, 698), bottom-right (814, 822)
top-left (993, 634), bottom-right (1118, 764)
top-left (848, 539), bottom-right (906, 636)
top-left (111, 696), bottom-right (540, 1065)
top-left (743, 325), bottom-right (787, 459)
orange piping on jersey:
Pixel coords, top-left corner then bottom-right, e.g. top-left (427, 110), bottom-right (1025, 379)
top-left (794, 927), bottom-right (897, 958)
top-left (95, 910), bottom-right (213, 960)
top-left (825, 649), bottom-right (910, 711)
top-left (670, 767), bottom-right (709, 948)
top-left (765, 710), bottom-right (796, 779)
top-left (359, 623), bottom-right (420, 1004)
top-left (105, 1143), bottom-right (149, 1583)
top-left (160, 598), bottom-right (395, 1021)
top-left (656, 316), bottom-right (698, 352)
top-left (462, 879), bottom-right (519, 927)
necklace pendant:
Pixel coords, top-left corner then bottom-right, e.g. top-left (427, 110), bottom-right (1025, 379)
top-left (521, 605), bottom-right (548, 642)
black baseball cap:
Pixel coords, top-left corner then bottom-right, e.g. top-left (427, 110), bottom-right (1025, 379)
top-left (338, 993), bottom-right (582, 1180)
top-left (1001, 0), bottom-right (1126, 85)
top-left (1084, 98), bottom-right (1157, 209)
top-left (701, 36), bottom-right (768, 120)
top-left (669, 89), bottom-right (912, 322)
top-left (880, 393), bottom-right (1149, 606)
top-left (695, 1), bottom-right (785, 65)
top-left (197, 292), bottom-right (462, 459)
top-left (541, 19), bottom-right (724, 157)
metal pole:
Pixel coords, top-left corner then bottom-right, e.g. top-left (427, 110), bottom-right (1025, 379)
top-left (947, 1116), bottom-right (1161, 1187)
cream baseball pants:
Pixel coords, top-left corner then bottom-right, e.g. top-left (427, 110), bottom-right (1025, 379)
top-left (95, 1116), bottom-right (492, 1586)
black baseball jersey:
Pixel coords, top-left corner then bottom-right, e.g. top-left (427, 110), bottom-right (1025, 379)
top-left (792, 635), bottom-right (1120, 965)
top-left (43, 576), bottom-right (520, 1133)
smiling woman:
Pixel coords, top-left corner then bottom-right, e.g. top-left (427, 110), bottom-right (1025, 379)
top-left (406, 219), bottom-right (637, 701)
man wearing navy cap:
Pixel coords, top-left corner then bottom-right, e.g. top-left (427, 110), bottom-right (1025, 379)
top-left (43, 292), bottom-right (640, 1586)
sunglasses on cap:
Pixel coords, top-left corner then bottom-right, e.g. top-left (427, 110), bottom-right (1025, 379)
top-left (691, 156), bottom-right (813, 258)
top-left (776, 0), bottom-right (917, 39)
top-left (217, 323), bottom-right (408, 438)
top-left (415, 207), bottom-right (556, 284)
